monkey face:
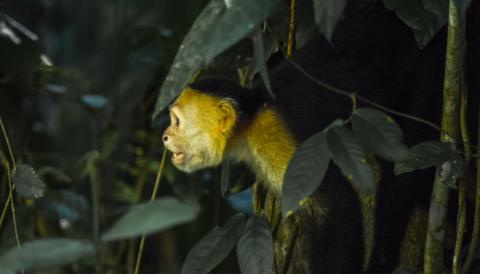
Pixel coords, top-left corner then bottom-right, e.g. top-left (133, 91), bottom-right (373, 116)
top-left (163, 88), bottom-right (237, 173)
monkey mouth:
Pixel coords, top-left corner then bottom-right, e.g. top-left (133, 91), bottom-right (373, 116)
top-left (172, 151), bottom-right (186, 163)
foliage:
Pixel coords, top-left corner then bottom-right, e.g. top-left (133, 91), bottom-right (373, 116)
top-left (0, 0), bottom-right (478, 273)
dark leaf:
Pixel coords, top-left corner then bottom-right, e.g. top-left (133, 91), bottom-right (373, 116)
top-left (102, 197), bottom-right (199, 241)
top-left (220, 163), bottom-right (255, 197)
top-left (282, 131), bottom-right (330, 216)
top-left (0, 239), bottom-right (94, 272)
top-left (13, 164), bottom-right (46, 199)
top-left (313, 0), bottom-right (348, 42)
top-left (382, 0), bottom-right (449, 47)
top-left (252, 29), bottom-right (274, 98)
top-left (181, 214), bottom-right (246, 274)
top-left (352, 108), bottom-right (410, 162)
top-left (327, 125), bottom-right (374, 193)
top-left (152, 0), bottom-right (281, 119)
top-left (394, 141), bottom-right (457, 175)
top-left (236, 215), bottom-right (273, 274)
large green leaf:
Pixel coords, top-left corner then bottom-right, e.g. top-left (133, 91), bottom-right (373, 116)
top-left (383, 0), bottom-right (449, 47)
top-left (352, 108), bottom-right (410, 162)
top-left (327, 125), bottom-right (374, 193)
top-left (152, 0), bottom-right (281, 119)
top-left (13, 164), bottom-right (46, 199)
top-left (281, 131), bottom-right (330, 216)
top-left (102, 197), bottom-right (199, 241)
top-left (313, 0), bottom-right (348, 42)
top-left (394, 141), bottom-right (457, 175)
top-left (0, 239), bottom-right (94, 273)
top-left (236, 215), bottom-right (273, 274)
top-left (181, 214), bottom-right (246, 274)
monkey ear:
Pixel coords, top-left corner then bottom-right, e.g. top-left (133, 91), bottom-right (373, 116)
top-left (218, 100), bottom-right (237, 135)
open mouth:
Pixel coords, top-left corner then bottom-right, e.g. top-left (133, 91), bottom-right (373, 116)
top-left (172, 151), bottom-right (186, 163)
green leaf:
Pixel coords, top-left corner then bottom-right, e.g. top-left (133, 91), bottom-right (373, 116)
top-left (382, 0), bottom-right (449, 47)
top-left (394, 141), bottom-right (456, 175)
top-left (13, 164), bottom-right (46, 199)
top-left (352, 108), bottom-right (410, 162)
top-left (0, 239), bottom-right (94, 272)
top-left (102, 197), bottom-right (199, 241)
top-left (181, 214), bottom-right (246, 274)
top-left (327, 125), bottom-right (374, 193)
top-left (313, 0), bottom-right (348, 42)
top-left (236, 215), bottom-right (273, 274)
top-left (152, 0), bottom-right (281, 120)
top-left (252, 29), bottom-right (274, 99)
top-left (282, 131), bottom-right (330, 216)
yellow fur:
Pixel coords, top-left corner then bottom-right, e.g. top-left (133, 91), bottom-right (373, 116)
top-left (164, 88), bottom-right (297, 192)
top-left (227, 108), bottom-right (297, 192)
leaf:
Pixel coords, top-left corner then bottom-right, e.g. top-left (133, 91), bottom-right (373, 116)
top-left (394, 141), bottom-right (457, 175)
top-left (313, 0), bottom-right (348, 42)
top-left (327, 125), bottom-right (374, 193)
top-left (181, 214), bottom-right (246, 274)
top-left (236, 215), bottom-right (273, 274)
top-left (252, 28), bottom-right (274, 99)
top-left (382, 0), bottom-right (449, 47)
top-left (282, 131), bottom-right (330, 216)
top-left (152, 0), bottom-right (281, 120)
top-left (220, 163), bottom-right (255, 197)
top-left (13, 164), bottom-right (46, 199)
top-left (352, 108), bottom-right (410, 162)
top-left (102, 197), bottom-right (199, 241)
top-left (0, 239), bottom-right (94, 272)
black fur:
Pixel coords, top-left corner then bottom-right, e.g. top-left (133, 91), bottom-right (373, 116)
top-left (189, 2), bottom-right (480, 273)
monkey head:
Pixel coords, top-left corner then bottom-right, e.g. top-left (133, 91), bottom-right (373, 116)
top-left (162, 87), bottom-right (237, 172)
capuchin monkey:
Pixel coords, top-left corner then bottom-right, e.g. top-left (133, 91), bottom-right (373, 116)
top-left (162, 2), bottom-right (480, 273)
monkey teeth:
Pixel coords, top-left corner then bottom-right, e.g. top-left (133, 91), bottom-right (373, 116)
top-left (172, 152), bottom-right (185, 162)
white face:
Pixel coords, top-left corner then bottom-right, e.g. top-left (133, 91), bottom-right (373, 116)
top-left (162, 89), bottom-right (235, 173)
top-left (163, 105), bottom-right (217, 172)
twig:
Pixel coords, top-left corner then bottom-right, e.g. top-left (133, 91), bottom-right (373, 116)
top-left (287, 0), bottom-right (296, 57)
top-left (134, 149), bottom-right (168, 274)
top-left (0, 116), bottom-right (16, 170)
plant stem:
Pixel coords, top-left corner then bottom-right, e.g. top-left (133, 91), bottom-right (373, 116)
top-left (134, 149), bottom-right (168, 274)
top-left (424, 1), bottom-right (465, 273)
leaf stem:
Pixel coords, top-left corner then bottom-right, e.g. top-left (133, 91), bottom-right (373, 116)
top-left (287, 0), bottom-right (296, 57)
top-left (134, 148), bottom-right (168, 274)
top-left (0, 116), bottom-right (16, 170)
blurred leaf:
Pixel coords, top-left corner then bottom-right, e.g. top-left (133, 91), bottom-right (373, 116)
top-left (236, 215), bottom-right (273, 274)
top-left (13, 164), bottom-right (46, 199)
top-left (394, 141), bottom-right (457, 175)
top-left (81, 94), bottom-right (108, 110)
top-left (38, 166), bottom-right (71, 185)
top-left (252, 29), bottom-right (273, 98)
top-left (282, 131), bottom-right (330, 216)
top-left (313, 0), bottom-right (348, 42)
top-left (327, 124), bottom-right (374, 193)
top-left (382, 0), bottom-right (449, 47)
top-left (102, 197), bottom-right (199, 241)
top-left (352, 108), bottom-right (410, 162)
top-left (39, 190), bottom-right (89, 222)
top-left (153, 0), bottom-right (281, 119)
top-left (0, 239), bottom-right (94, 273)
top-left (181, 213), bottom-right (246, 274)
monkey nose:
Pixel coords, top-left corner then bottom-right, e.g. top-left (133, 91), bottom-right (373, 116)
top-left (163, 134), bottom-right (169, 143)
